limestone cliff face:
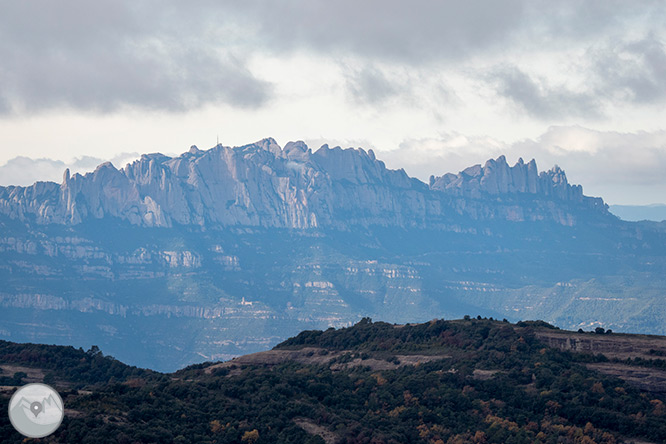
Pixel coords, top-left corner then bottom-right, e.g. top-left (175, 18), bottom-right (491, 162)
top-left (0, 140), bottom-right (609, 228)
top-left (430, 155), bottom-right (605, 209)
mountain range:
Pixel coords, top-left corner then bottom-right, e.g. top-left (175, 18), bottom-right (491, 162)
top-left (0, 139), bottom-right (664, 371)
top-left (610, 204), bottom-right (666, 222)
top-left (0, 138), bottom-right (605, 228)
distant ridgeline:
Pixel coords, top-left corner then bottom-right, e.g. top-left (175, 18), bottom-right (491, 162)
top-left (0, 138), bottom-right (606, 228)
top-left (0, 139), bottom-right (664, 372)
top-left (1, 318), bottom-right (666, 443)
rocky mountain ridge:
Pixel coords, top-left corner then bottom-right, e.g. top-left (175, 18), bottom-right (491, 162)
top-left (2, 138), bottom-right (660, 372)
top-left (430, 155), bottom-right (590, 203)
top-left (0, 138), bottom-right (608, 229)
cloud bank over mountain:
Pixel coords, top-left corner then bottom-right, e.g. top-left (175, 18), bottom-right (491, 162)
top-left (0, 153), bottom-right (140, 187)
top-left (0, 1), bottom-right (665, 205)
top-left (2, 125), bottom-right (665, 204)
top-left (1, 1), bottom-right (663, 117)
top-left (381, 126), bottom-right (666, 205)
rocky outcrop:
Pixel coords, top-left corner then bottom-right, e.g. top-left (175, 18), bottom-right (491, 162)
top-left (430, 155), bottom-right (605, 209)
top-left (0, 140), bottom-right (609, 228)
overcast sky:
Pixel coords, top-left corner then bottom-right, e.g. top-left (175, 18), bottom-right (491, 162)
top-left (1, 1), bottom-right (665, 204)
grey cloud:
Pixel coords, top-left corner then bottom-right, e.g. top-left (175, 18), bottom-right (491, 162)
top-left (515, 127), bottom-right (666, 188)
top-left (238, 0), bottom-right (527, 63)
top-left (234, 1), bottom-right (663, 63)
top-left (0, 153), bottom-right (140, 187)
top-left (490, 66), bottom-right (602, 119)
top-left (342, 64), bottom-right (459, 116)
top-left (380, 126), bottom-right (666, 205)
top-left (490, 35), bottom-right (666, 119)
top-left (0, 157), bottom-right (67, 187)
top-left (1, 0), bottom-right (664, 116)
top-left (591, 35), bottom-right (666, 104)
top-left (240, 0), bottom-right (665, 117)
top-left (0, 96), bottom-right (9, 114)
top-left (510, 127), bottom-right (666, 203)
top-left (0, 1), bottom-right (271, 114)
top-left (344, 65), bottom-right (400, 105)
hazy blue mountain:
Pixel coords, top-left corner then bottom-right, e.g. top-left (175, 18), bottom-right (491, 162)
top-left (0, 139), bottom-right (664, 371)
top-left (610, 203), bottom-right (666, 222)
top-left (0, 139), bottom-right (605, 228)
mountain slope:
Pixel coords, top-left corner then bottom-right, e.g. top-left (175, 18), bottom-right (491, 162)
top-left (0, 139), bottom-right (664, 371)
top-left (1, 319), bottom-right (666, 443)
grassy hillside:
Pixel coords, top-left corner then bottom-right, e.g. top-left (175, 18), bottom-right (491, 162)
top-left (1, 319), bottom-right (666, 443)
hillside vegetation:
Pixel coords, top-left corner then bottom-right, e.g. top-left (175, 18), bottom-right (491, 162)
top-left (1, 318), bottom-right (665, 443)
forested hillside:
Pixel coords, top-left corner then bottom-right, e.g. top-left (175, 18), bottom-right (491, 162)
top-left (1, 319), bottom-right (666, 443)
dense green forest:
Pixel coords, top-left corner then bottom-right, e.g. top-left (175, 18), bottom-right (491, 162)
top-left (1, 319), bottom-right (665, 443)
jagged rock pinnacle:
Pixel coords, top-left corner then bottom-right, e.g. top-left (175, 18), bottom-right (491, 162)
top-left (0, 141), bottom-right (607, 228)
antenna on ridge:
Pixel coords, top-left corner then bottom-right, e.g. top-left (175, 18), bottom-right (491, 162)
top-left (217, 134), bottom-right (219, 146)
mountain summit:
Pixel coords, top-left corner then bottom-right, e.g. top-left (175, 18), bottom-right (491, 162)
top-left (0, 138), bottom-right (607, 228)
top-left (431, 155), bottom-right (585, 201)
